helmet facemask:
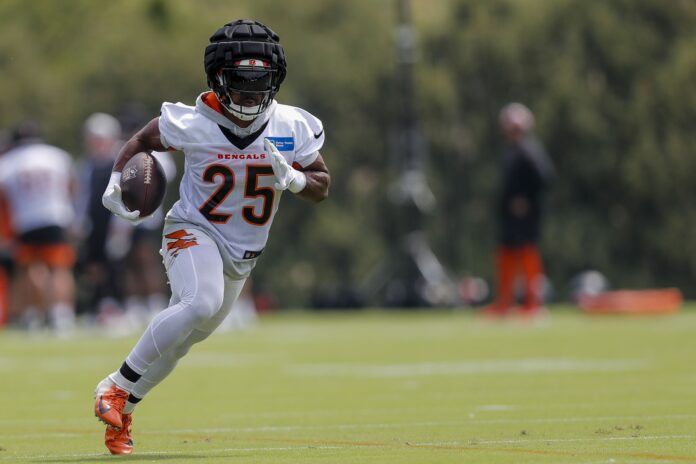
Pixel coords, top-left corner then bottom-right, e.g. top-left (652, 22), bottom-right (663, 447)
top-left (213, 59), bottom-right (278, 121)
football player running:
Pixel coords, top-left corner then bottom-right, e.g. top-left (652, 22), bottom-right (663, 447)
top-left (93, 19), bottom-right (330, 455)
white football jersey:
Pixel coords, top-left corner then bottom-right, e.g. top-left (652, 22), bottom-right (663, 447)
top-left (159, 91), bottom-right (324, 261)
top-left (0, 142), bottom-right (74, 233)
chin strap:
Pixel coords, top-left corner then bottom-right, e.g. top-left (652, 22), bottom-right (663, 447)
top-left (225, 102), bottom-right (263, 121)
top-left (215, 86), bottom-right (271, 121)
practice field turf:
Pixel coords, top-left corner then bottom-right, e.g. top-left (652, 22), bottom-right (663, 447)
top-left (1, 307), bottom-right (696, 463)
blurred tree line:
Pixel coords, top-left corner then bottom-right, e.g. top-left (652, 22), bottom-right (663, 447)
top-left (0, 0), bottom-right (694, 306)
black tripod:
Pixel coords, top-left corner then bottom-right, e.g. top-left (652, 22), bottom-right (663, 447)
top-left (363, 0), bottom-right (457, 308)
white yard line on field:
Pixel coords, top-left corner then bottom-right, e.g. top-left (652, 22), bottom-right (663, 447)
top-left (423, 435), bottom-right (693, 445)
top-left (525, 461), bottom-right (674, 464)
top-left (476, 413), bottom-right (694, 425)
top-left (0, 432), bottom-right (84, 439)
top-left (0, 352), bottom-right (275, 372)
top-left (288, 358), bottom-right (649, 378)
top-left (474, 404), bottom-right (515, 411)
top-left (164, 414), bottom-right (695, 434)
top-left (5, 355), bottom-right (646, 376)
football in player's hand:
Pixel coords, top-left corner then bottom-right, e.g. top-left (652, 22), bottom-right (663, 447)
top-left (120, 152), bottom-right (167, 217)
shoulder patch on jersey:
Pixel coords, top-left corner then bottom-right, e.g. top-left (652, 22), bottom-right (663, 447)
top-left (265, 137), bottom-right (294, 151)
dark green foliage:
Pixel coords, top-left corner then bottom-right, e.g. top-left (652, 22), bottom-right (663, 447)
top-left (423, 0), bottom-right (696, 297)
top-left (0, 0), bottom-right (694, 304)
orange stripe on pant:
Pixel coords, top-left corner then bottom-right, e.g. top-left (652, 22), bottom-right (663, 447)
top-left (493, 244), bottom-right (544, 310)
top-left (164, 229), bottom-right (199, 257)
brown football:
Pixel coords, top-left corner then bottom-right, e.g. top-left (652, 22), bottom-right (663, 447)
top-left (120, 152), bottom-right (167, 217)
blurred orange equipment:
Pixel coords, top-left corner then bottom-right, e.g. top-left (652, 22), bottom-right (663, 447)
top-left (579, 288), bottom-right (683, 315)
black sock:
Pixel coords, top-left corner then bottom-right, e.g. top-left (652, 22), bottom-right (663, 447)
top-left (119, 361), bottom-right (142, 383)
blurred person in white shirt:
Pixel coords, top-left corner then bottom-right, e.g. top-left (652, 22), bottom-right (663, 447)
top-left (0, 122), bottom-right (76, 333)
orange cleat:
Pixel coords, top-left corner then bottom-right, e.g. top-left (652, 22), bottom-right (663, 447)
top-left (94, 385), bottom-right (129, 428)
top-left (105, 413), bottom-right (134, 455)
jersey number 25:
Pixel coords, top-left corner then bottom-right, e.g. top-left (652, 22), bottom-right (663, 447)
top-left (199, 164), bottom-right (274, 226)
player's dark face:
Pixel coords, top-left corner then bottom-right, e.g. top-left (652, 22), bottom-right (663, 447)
top-left (221, 68), bottom-right (273, 107)
top-left (230, 91), bottom-right (264, 107)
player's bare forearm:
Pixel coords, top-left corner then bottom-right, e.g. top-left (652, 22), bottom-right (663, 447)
top-left (112, 117), bottom-right (166, 172)
top-left (296, 153), bottom-right (330, 203)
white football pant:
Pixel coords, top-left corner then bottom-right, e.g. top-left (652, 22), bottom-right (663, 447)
top-left (123, 227), bottom-right (246, 399)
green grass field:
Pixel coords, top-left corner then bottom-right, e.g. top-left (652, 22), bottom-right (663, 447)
top-left (2, 307), bottom-right (696, 463)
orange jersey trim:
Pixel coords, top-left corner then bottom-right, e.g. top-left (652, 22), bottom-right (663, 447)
top-left (201, 91), bottom-right (225, 115)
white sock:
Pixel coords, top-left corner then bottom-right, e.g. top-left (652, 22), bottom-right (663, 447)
top-left (97, 373), bottom-right (140, 413)
top-left (95, 374), bottom-right (116, 396)
top-left (123, 400), bottom-right (138, 414)
top-left (109, 371), bottom-right (137, 393)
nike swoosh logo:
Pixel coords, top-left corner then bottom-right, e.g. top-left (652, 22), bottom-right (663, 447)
top-left (313, 129), bottom-right (324, 139)
top-left (98, 397), bottom-right (111, 415)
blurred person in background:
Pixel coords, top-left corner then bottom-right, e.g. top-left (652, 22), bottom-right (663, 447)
top-left (91, 19), bottom-right (329, 455)
top-left (0, 130), bottom-right (13, 327)
top-left (75, 113), bottom-right (128, 323)
top-left (216, 278), bottom-right (258, 331)
top-left (480, 103), bottom-right (554, 319)
top-left (0, 207), bottom-right (10, 329)
top-left (0, 121), bottom-right (77, 333)
top-left (116, 106), bottom-right (176, 327)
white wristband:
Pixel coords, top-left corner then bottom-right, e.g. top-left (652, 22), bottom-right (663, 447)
top-left (108, 171), bottom-right (122, 188)
top-left (288, 170), bottom-right (307, 194)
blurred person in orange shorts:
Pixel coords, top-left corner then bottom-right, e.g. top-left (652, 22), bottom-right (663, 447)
top-left (0, 122), bottom-right (77, 333)
top-left (0, 132), bottom-right (13, 327)
top-left (480, 103), bottom-right (554, 318)
top-left (0, 198), bottom-right (11, 328)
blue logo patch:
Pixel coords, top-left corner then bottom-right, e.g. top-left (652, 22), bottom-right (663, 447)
top-left (265, 137), bottom-right (294, 151)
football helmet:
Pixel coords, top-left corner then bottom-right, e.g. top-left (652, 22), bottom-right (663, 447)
top-left (204, 19), bottom-right (287, 121)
